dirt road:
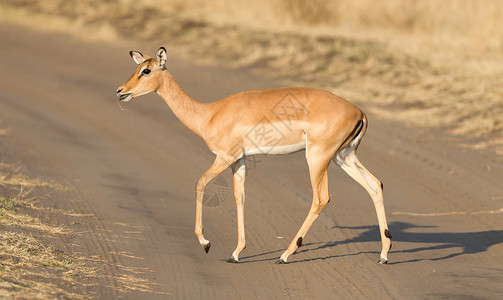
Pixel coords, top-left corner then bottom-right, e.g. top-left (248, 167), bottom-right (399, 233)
top-left (1, 22), bottom-right (502, 299)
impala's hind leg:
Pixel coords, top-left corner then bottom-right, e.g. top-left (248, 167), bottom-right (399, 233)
top-left (227, 158), bottom-right (246, 263)
top-left (340, 151), bottom-right (391, 263)
top-left (276, 146), bottom-right (332, 264)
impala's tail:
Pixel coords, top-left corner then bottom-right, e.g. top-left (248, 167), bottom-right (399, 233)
top-left (333, 112), bottom-right (368, 166)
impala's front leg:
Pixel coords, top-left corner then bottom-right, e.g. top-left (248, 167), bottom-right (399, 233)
top-left (195, 156), bottom-right (233, 253)
top-left (227, 158), bottom-right (246, 263)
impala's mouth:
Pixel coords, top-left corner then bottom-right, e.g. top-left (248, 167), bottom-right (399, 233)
top-left (117, 92), bottom-right (133, 102)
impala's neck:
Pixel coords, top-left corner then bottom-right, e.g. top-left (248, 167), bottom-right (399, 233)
top-left (156, 70), bottom-right (207, 137)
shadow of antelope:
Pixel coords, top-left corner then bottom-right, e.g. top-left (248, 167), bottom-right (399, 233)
top-left (240, 221), bottom-right (503, 264)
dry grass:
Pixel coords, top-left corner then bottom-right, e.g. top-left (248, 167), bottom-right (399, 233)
top-left (0, 0), bottom-right (502, 153)
top-left (0, 163), bottom-right (66, 190)
top-left (0, 162), bottom-right (88, 298)
top-left (0, 232), bottom-right (86, 299)
top-left (139, 0), bottom-right (503, 73)
top-left (0, 162), bottom-right (168, 297)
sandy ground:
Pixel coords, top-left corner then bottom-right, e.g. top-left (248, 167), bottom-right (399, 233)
top-left (1, 22), bottom-right (503, 299)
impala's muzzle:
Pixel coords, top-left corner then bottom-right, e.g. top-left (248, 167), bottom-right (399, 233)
top-left (116, 90), bottom-right (133, 102)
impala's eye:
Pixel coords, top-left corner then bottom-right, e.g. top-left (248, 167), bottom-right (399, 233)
top-left (142, 69), bottom-right (151, 75)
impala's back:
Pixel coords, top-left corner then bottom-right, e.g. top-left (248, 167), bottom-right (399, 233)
top-left (203, 87), bottom-right (362, 158)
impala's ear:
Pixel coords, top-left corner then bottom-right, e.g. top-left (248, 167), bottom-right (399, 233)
top-left (155, 47), bottom-right (167, 67)
top-left (129, 50), bottom-right (146, 65)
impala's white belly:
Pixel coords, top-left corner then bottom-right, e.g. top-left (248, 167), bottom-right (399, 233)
top-left (244, 141), bottom-right (306, 156)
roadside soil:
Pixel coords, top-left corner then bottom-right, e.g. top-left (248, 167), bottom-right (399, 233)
top-left (0, 21), bottom-right (502, 298)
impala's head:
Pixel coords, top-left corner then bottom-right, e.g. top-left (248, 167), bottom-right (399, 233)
top-left (116, 47), bottom-right (168, 102)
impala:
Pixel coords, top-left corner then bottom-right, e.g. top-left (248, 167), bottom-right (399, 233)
top-left (116, 47), bottom-right (392, 264)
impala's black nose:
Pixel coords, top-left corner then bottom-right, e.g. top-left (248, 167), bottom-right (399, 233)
top-left (116, 88), bottom-right (123, 94)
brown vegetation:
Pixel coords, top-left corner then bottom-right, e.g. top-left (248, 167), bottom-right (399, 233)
top-left (0, 162), bottom-right (167, 297)
top-left (0, 162), bottom-right (89, 298)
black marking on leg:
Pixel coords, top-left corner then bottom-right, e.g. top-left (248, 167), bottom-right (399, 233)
top-left (226, 257), bottom-right (239, 263)
top-left (384, 229), bottom-right (392, 239)
top-left (296, 237), bottom-right (303, 247)
top-left (389, 242), bottom-right (393, 250)
top-left (354, 120), bottom-right (364, 138)
top-left (204, 242), bottom-right (211, 254)
top-left (380, 181), bottom-right (384, 190)
top-left (275, 258), bottom-right (287, 264)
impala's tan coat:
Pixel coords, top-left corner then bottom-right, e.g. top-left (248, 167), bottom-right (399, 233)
top-left (117, 47), bottom-right (391, 264)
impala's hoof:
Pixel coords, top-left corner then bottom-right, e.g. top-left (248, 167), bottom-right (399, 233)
top-left (203, 242), bottom-right (211, 254)
top-left (275, 258), bottom-right (287, 264)
top-left (226, 257), bottom-right (239, 263)
top-left (378, 258), bottom-right (388, 264)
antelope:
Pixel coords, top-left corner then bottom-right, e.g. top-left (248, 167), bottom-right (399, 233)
top-left (116, 47), bottom-right (392, 264)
